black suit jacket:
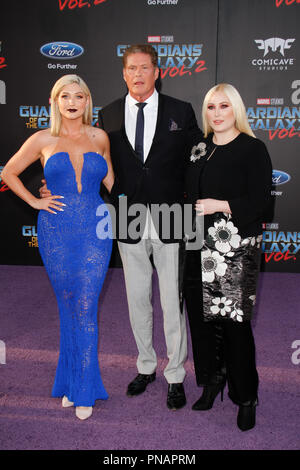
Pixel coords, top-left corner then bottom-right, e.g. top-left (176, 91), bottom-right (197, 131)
top-left (98, 93), bottom-right (203, 243)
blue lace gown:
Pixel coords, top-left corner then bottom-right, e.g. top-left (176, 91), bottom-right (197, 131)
top-left (37, 151), bottom-right (112, 406)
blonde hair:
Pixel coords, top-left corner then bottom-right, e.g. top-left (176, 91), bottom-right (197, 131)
top-left (202, 83), bottom-right (255, 138)
top-left (50, 74), bottom-right (93, 136)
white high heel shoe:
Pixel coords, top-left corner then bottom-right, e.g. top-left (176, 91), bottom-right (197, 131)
top-left (75, 406), bottom-right (93, 420)
top-left (62, 396), bottom-right (74, 408)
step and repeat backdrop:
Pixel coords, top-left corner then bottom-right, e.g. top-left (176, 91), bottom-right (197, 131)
top-left (0, 0), bottom-right (299, 272)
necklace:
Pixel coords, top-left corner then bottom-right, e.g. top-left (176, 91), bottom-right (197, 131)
top-left (206, 146), bottom-right (217, 161)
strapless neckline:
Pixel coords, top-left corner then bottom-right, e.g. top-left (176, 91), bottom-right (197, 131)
top-left (44, 151), bottom-right (103, 169)
top-left (44, 151), bottom-right (106, 195)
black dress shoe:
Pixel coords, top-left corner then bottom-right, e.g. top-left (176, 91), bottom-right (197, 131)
top-left (126, 373), bottom-right (156, 397)
top-left (237, 400), bottom-right (257, 431)
top-left (167, 383), bottom-right (186, 410)
top-left (192, 382), bottom-right (225, 411)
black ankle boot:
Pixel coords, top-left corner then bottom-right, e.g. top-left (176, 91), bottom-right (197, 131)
top-left (237, 400), bottom-right (257, 431)
top-left (192, 382), bottom-right (225, 411)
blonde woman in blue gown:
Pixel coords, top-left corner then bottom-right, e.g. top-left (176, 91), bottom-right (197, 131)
top-left (1, 75), bottom-right (115, 420)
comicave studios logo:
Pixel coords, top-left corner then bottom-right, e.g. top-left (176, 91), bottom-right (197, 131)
top-left (252, 37), bottom-right (295, 71)
top-left (40, 41), bottom-right (84, 70)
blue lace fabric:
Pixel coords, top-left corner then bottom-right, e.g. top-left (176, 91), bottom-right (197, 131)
top-left (37, 152), bottom-right (112, 406)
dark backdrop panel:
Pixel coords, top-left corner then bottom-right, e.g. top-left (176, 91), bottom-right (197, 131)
top-left (0, 0), bottom-right (217, 266)
top-left (217, 0), bottom-right (300, 272)
top-left (0, 0), bottom-right (299, 272)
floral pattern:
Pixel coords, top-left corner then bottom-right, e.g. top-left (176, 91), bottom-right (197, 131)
top-left (210, 297), bottom-right (232, 316)
top-left (241, 234), bottom-right (263, 248)
top-left (208, 218), bottom-right (241, 254)
top-left (209, 297), bottom-right (245, 322)
top-left (230, 305), bottom-right (244, 322)
top-left (202, 213), bottom-right (261, 323)
top-left (202, 249), bottom-right (227, 283)
top-left (190, 142), bottom-right (207, 162)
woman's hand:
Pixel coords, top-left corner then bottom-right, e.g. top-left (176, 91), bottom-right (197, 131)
top-left (31, 195), bottom-right (66, 214)
top-left (195, 198), bottom-right (232, 216)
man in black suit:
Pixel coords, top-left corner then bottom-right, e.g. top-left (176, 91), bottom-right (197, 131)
top-left (98, 44), bottom-right (202, 410)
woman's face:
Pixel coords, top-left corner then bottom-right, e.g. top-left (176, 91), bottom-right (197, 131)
top-left (206, 91), bottom-right (236, 135)
top-left (57, 82), bottom-right (88, 121)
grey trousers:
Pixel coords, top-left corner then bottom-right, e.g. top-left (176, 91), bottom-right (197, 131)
top-left (118, 239), bottom-right (187, 384)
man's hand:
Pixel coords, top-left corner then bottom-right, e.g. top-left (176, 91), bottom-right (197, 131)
top-left (39, 179), bottom-right (52, 198)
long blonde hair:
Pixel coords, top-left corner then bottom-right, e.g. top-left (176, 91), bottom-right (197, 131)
top-left (202, 83), bottom-right (255, 138)
top-left (50, 74), bottom-right (93, 136)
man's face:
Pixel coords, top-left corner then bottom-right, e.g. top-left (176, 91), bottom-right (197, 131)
top-left (123, 52), bottom-right (159, 102)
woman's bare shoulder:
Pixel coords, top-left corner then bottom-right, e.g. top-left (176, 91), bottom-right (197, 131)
top-left (85, 125), bottom-right (109, 142)
top-left (29, 128), bottom-right (55, 146)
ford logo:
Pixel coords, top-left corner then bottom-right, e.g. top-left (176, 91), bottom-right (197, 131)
top-left (272, 170), bottom-right (291, 186)
top-left (40, 42), bottom-right (84, 60)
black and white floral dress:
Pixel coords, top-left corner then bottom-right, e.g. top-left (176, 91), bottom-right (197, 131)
top-left (201, 212), bottom-right (262, 322)
top-left (184, 133), bottom-right (273, 323)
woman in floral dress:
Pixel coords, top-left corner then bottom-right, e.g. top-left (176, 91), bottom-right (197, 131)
top-left (183, 83), bottom-right (273, 431)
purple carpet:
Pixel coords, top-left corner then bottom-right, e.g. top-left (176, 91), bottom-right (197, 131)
top-left (0, 266), bottom-right (299, 450)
